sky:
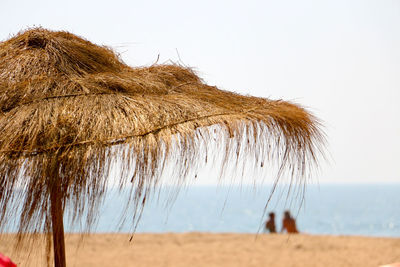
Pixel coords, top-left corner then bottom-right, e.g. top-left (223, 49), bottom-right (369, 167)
top-left (1, 0), bottom-right (399, 184)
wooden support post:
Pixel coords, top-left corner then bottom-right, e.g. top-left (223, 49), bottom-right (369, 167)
top-left (49, 153), bottom-right (66, 267)
top-left (50, 182), bottom-right (66, 267)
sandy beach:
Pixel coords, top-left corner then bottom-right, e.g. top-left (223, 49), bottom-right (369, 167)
top-left (1, 233), bottom-right (399, 267)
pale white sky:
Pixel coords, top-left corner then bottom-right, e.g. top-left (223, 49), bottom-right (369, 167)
top-left (1, 0), bottom-right (399, 183)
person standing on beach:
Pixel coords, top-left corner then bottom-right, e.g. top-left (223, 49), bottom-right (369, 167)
top-left (281, 210), bottom-right (299, 234)
top-left (265, 212), bottom-right (276, 233)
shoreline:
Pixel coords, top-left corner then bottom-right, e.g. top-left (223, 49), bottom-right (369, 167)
top-left (1, 233), bottom-right (399, 267)
top-left (4, 230), bottom-right (400, 238)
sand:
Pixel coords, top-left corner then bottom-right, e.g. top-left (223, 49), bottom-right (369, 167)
top-left (1, 233), bottom-right (399, 267)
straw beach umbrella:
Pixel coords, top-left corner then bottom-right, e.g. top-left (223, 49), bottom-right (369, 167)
top-left (0, 28), bottom-right (324, 267)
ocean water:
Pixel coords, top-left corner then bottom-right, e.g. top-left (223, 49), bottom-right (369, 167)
top-left (69, 184), bottom-right (400, 237)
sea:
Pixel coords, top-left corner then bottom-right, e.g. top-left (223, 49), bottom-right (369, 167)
top-left (65, 184), bottom-right (400, 237)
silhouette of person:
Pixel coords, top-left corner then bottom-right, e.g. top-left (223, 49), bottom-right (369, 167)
top-left (281, 210), bottom-right (299, 233)
top-left (265, 212), bottom-right (276, 233)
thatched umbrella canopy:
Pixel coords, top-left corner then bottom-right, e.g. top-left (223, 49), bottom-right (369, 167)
top-left (0, 28), bottom-right (324, 267)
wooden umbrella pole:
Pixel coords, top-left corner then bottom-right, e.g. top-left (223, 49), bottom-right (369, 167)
top-left (50, 182), bottom-right (66, 267)
top-left (49, 154), bottom-right (66, 267)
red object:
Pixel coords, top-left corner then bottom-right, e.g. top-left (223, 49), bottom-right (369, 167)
top-left (0, 253), bottom-right (16, 267)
